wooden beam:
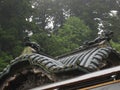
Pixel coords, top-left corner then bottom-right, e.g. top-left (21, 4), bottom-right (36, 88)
top-left (80, 79), bottom-right (120, 90)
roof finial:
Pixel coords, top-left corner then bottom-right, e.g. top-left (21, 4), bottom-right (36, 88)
top-left (23, 36), bottom-right (40, 53)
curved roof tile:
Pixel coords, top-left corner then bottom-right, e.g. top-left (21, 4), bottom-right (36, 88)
top-left (23, 46), bottom-right (114, 73)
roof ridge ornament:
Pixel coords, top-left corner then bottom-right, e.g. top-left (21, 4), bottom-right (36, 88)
top-left (83, 30), bottom-right (113, 47)
top-left (23, 36), bottom-right (40, 54)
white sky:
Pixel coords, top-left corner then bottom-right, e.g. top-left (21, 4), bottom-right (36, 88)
top-left (109, 10), bottom-right (118, 17)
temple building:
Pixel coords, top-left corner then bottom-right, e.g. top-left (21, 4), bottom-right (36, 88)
top-left (0, 30), bottom-right (120, 90)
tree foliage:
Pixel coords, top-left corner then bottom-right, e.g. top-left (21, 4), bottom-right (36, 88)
top-left (111, 41), bottom-right (120, 52)
top-left (31, 0), bottom-right (120, 39)
top-left (31, 17), bottom-right (91, 56)
top-left (0, 0), bottom-right (34, 71)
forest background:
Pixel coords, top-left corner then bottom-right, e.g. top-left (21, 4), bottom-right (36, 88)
top-left (0, 0), bottom-right (120, 71)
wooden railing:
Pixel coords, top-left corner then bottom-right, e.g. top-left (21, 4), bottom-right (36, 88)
top-left (31, 66), bottom-right (120, 90)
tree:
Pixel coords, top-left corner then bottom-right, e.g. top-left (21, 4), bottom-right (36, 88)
top-left (0, 0), bottom-right (34, 71)
top-left (0, 0), bottom-right (35, 56)
top-left (31, 17), bottom-right (92, 56)
top-left (57, 17), bottom-right (92, 44)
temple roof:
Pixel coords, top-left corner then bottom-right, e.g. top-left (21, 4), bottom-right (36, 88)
top-left (0, 31), bottom-right (120, 90)
top-left (1, 34), bottom-right (120, 78)
top-left (27, 46), bottom-right (113, 73)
